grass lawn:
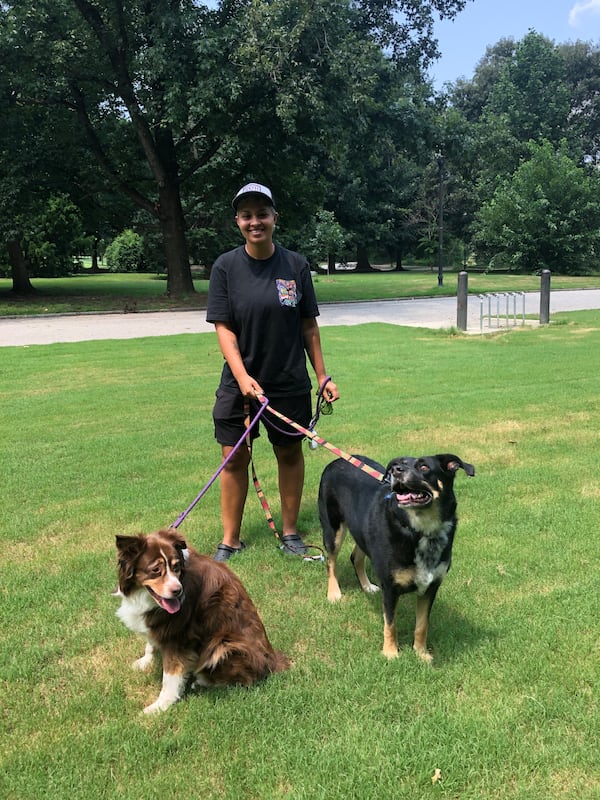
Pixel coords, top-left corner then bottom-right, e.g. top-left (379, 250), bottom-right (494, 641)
top-left (1, 312), bottom-right (599, 799)
top-left (1, 270), bottom-right (599, 315)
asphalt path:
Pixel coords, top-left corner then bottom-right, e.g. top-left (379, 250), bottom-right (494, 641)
top-left (1, 289), bottom-right (599, 347)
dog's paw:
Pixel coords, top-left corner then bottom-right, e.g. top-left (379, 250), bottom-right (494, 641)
top-left (143, 701), bottom-right (164, 714)
top-left (414, 646), bottom-right (434, 665)
top-left (143, 696), bottom-right (176, 714)
top-left (327, 575), bottom-right (343, 602)
top-left (132, 655), bottom-right (154, 672)
top-left (191, 673), bottom-right (212, 690)
top-left (363, 581), bottom-right (380, 595)
top-left (327, 587), bottom-right (342, 603)
top-left (382, 644), bottom-right (399, 660)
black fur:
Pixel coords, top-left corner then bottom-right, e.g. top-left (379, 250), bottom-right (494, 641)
top-left (318, 454), bottom-right (474, 662)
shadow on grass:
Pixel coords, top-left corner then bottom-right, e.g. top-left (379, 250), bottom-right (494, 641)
top-left (330, 559), bottom-right (495, 665)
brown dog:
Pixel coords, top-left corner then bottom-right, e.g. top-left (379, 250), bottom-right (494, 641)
top-left (114, 528), bottom-right (289, 713)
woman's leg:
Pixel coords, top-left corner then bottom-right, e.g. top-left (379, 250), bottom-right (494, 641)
top-left (273, 440), bottom-right (305, 536)
top-left (219, 445), bottom-right (251, 548)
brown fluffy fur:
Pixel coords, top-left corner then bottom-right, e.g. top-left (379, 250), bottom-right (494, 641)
top-left (115, 527), bottom-right (289, 713)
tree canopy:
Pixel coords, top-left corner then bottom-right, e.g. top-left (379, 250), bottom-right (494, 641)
top-left (1, 0), bottom-right (467, 293)
top-left (2, 7), bottom-right (600, 289)
top-left (474, 140), bottom-right (600, 273)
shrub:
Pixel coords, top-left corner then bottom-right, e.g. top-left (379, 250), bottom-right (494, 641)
top-left (26, 194), bottom-right (83, 277)
top-left (104, 229), bottom-right (145, 273)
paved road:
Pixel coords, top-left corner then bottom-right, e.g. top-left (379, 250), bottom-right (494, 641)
top-left (1, 289), bottom-right (599, 346)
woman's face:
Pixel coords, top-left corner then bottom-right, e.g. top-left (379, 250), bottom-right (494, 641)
top-left (235, 197), bottom-right (278, 249)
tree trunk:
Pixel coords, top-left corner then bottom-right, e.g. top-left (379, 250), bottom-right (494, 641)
top-left (90, 237), bottom-right (101, 272)
top-left (157, 180), bottom-right (195, 296)
top-left (354, 245), bottom-right (372, 272)
top-left (152, 126), bottom-right (195, 297)
top-left (393, 247), bottom-right (405, 271)
top-left (327, 253), bottom-right (336, 273)
top-left (7, 239), bottom-right (36, 295)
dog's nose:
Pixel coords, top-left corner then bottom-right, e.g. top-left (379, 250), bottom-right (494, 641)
top-left (166, 579), bottom-right (183, 598)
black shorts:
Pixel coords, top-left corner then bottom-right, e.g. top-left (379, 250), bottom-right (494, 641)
top-left (213, 390), bottom-right (312, 448)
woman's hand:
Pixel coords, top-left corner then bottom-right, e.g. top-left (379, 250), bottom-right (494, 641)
top-left (321, 378), bottom-right (339, 403)
top-left (238, 375), bottom-right (265, 399)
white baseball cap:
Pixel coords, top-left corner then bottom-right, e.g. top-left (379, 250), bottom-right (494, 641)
top-left (232, 182), bottom-right (275, 210)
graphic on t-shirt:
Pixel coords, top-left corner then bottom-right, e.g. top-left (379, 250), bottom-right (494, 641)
top-left (276, 279), bottom-right (298, 307)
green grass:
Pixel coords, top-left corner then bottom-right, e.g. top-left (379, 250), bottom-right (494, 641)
top-left (1, 270), bottom-right (599, 315)
top-left (1, 312), bottom-right (599, 799)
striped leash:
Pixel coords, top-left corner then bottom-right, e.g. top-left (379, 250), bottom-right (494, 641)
top-left (258, 395), bottom-right (386, 483)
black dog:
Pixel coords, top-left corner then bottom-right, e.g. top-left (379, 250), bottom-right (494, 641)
top-left (318, 454), bottom-right (474, 663)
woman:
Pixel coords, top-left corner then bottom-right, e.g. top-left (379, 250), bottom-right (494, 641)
top-left (206, 182), bottom-right (339, 561)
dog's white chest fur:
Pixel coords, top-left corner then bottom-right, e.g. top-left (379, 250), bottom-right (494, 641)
top-left (116, 589), bottom-right (154, 636)
top-left (414, 524), bottom-right (452, 594)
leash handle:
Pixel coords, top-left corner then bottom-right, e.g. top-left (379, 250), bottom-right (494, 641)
top-left (311, 375), bottom-right (333, 424)
top-left (171, 395), bottom-right (269, 528)
top-left (261, 397), bottom-right (385, 483)
top-left (317, 375), bottom-right (332, 403)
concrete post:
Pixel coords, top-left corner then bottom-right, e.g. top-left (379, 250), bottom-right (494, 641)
top-left (457, 271), bottom-right (468, 331)
top-left (540, 269), bottom-right (551, 324)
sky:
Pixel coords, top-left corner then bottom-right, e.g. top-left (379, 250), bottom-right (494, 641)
top-left (429, 0), bottom-right (600, 88)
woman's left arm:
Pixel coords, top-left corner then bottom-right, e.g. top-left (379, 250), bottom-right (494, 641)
top-left (302, 317), bottom-right (339, 402)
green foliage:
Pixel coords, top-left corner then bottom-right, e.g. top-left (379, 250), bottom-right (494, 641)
top-left (1, 0), bottom-right (471, 294)
top-left (3, 6), bottom-right (600, 289)
top-left (24, 194), bottom-right (83, 278)
top-left (104, 229), bottom-right (145, 273)
top-left (473, 140), bottom-right (600, 273)
top-left (486, 32), bottom-right (570, 145)
top-left (444, 33), bottom-right (600, 254)
top-left (307, 209), bottom-right (347, 265)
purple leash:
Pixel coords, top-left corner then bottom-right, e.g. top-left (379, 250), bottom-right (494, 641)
top-left (170, 395), bottom-right (269, 529)
top-left (170, 377), bottom-right (334, 531)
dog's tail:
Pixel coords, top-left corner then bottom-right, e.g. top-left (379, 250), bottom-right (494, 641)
top-left (269, 650), bottom-right (291, 673)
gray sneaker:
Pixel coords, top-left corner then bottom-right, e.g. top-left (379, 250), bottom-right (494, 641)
top-left (213, 542), bottom-right (246, 562)
top-left (280, 534), bottom-right (307, 556)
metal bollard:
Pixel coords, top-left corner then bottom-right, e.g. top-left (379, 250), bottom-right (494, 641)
top-left (457, 271), bottom-right (468, 331)
top-left (540, 270), bottom-right (551, 324)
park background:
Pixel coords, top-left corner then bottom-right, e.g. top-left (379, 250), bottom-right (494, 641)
top-left (1, 2), bottom-right (599, 798)
top-left (1, 1), bottom-right (600, 299)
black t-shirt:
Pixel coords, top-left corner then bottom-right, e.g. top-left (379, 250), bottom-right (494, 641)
top-left (206, 244), bottom-right (320, 397)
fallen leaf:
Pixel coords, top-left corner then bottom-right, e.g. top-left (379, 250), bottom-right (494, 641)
top-left (431, 768), bottom-right (442, 784)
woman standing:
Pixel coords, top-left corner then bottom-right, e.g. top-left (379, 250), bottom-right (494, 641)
top-left (206, 182), bottom-right (339, 561)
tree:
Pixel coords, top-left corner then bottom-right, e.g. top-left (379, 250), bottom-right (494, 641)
top-left (26, 195), bottom-right (83, 277)
top-left (559, 40), bottom-right (600, 162)
top-left (473, 139), bottom-right (600, 273)
top-left (2, 0), bottom-right (469, 296)
top-left (308, 210), bottom-right (347, 272)
top-left (442, 30), bottom-right (600, 260)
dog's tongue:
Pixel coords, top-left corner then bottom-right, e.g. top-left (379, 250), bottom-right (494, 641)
top-left (157, 596), bottom-right (181, 614)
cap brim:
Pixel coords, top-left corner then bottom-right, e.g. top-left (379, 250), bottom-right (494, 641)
top-left (232, 192), bottom-right (275, 210)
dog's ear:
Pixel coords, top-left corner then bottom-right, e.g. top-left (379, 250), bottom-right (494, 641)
top-left (161, 527), bottom-right (187, 552)
top-left (115, 534), bottom-right (145, 580)
top-left (436, 455), bottom-right (475, 477)
top-left (116, 534), bottom-right (145, 557)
